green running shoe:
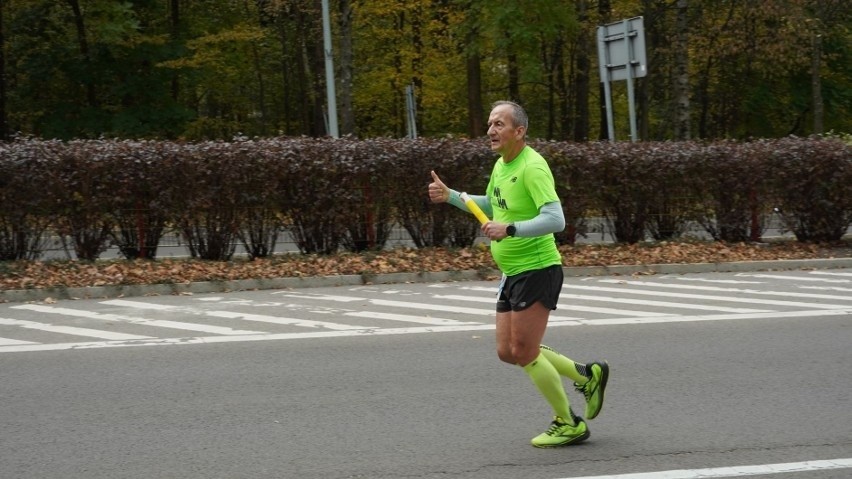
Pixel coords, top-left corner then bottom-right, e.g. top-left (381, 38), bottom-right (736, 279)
top-left (576, 361), bottom-right (609, 420)
top-left (530, 415), bottom-right (590, 448)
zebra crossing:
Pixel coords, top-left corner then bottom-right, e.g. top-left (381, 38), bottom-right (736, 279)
top-left (1, 268), bottom-right (850, 353)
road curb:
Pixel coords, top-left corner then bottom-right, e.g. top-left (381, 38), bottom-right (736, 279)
top-left (1, 258), bottom-right (851, 304)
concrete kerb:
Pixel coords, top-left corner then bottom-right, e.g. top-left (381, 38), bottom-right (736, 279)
top-left (1, 257), bottom-right (851, 304)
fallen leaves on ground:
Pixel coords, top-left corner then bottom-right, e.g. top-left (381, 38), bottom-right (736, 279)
top-left (0, 240), bottom-right (849, 292)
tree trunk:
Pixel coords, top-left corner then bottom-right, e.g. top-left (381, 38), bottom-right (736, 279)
top-left (673, 0), bottom-right (691, 140)
top-left (0, 0), bottom-right (7, 141)
top-left (306, 1), bottom-right (324, 136)
top-left (573, 0), bottom-right (591, 141)
top-left (506, 31), bottom-right (521, 103)
top-left (466, 46), bottom-right (484, 137)
top-left (811, 32), bottom-right (823, 134)
top-left (66, 0), bottom-right (97, 108)
top-left (338, 0), bottom-right (355, 136)
top-left (170, 0), bottom-right (180, 101)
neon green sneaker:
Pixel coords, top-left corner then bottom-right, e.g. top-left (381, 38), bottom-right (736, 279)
top-left (530, 415), bottom-right (590, 448)
top-left (575, 361), bottom-right (609, 420)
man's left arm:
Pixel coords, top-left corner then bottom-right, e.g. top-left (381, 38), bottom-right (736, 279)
top-left (509, 202), bottom-right (565, 237)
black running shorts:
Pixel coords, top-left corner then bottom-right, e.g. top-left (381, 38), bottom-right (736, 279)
top-left (496, 264), bottom-right (563, 313)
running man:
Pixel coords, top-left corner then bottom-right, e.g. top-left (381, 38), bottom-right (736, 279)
top-left (428, 100), bottom-right (609, 448)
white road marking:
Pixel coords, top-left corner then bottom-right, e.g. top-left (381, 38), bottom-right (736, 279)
top-left (0, 336), bottom-right (38, 346)
top-left (0, 317), bottom-right (152, 341)
top-left (662, 276), bottom-right (763, 284)
top-left (322, 295), bottom-right (498, 316)
top-left (559, 293), bottom-right (768, 313)
top-left (433, 294), bottom-right (676, 317)
top-left (2, 308), bottom-right (849, 354)
top-left (585, 308), bottom-right (852, 326)
top-left (205, 310), bottom-right (375, 330)
top-left (102, 299), bottom-right (176, 310)
top-left (344, 311), bottom-right (483, 326)
top-left (562, 284), bottom-right (852, 309)
top-left (103, 299), bottom-right (369, 331)
top-left (800, 285), bottom-right (852, 292)
top-left (555, 457), bottom-right (852, 479)
top-left (12, 304), bottom-right (264, 336)
top-left (808, 271), bottom-right (852, 277)
top-left (598, 279), bottom-right (852, 302)
top-left (271, 292), bottom-right (365, 302)
top-left (735, 273), bottom-right (849, 283)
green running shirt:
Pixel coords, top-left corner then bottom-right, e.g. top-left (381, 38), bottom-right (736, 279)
top-left (487, 146), bottom-right (562, 276)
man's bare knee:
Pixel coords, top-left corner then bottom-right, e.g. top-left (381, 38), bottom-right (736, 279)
top-left (511, 344), bottom-right (539, 367)
top-left (497, 349), bottom-right (516, 364)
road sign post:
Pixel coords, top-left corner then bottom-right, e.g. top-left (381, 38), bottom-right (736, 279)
top-left (597, 17), bottom-right (647, 142)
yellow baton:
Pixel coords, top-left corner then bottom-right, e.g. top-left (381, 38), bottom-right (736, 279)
top-left (460, 192), bottom-right (489, 225)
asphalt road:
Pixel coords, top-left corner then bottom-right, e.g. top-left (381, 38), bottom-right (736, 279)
top-left (1, 269), bottom-right (851, 479)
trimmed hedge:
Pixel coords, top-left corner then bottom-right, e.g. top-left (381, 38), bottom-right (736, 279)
top-left (0, 136), bottom-right (849, 261)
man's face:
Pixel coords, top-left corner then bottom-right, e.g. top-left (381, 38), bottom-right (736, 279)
top-left (487, 104), bottom-right (524, 156)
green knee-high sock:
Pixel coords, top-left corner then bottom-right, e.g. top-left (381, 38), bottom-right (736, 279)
top-left (522, 352), bottom-right (574, 424)
top-left (540, 344), bottom-right (590, 385)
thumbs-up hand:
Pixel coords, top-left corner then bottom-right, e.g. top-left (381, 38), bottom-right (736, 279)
top-left (428, 170), bottom-right (450, 203)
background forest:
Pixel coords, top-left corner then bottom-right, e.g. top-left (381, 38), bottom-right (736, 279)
top-left (0, 0), bottom-right (849, 143)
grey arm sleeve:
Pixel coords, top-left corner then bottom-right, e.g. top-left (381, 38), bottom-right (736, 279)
top-left (513, 202), bottom-right (565, 237)
top-left (446, 189), bottom-right (494, 219)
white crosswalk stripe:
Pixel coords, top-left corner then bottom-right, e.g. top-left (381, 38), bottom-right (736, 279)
top-left (343, 311), bottom-right (484, 326)
top-left (0, 316), bottom-right (152, 341)
top-left (0, 336), bottom-right (37, 346)
top-left (1, 268), bottom-right (850, 353)
top-left (434, 294), bottom-right (676, 317)
top-left (561, 284), bottom-right (852, 309)
top-left (102, 299), bottom-right (376, 330)
top-left (598, 279), bottom-right (852, 302)
top-left (736, 273), bottom-right (850, 283)
top-left (808, 270), bottom-right (852, 277)
top-left (13, 304), bottom-right (264, 335)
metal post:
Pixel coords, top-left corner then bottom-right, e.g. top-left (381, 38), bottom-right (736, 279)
top-left (624, 19), bottom-right (638, 142)
top-left (321, 0), bottom-right (339, 138)
top-left (597, 26), bottom-right (616, 142)
top-left (405, 84), bottom-right (418, 139)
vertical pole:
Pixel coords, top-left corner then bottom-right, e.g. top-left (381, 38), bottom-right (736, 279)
top-left (405, 84), bottom-right (418, 139)
top-left (624, 19), bottom-right (638, 142)
top-left (597, 26), bottom-right (615, 142)
top-left (321, 0), bottom-right (339, 138)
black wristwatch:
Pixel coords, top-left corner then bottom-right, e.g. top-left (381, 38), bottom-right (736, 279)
top-left (506, 224), bottom-right (517, 237)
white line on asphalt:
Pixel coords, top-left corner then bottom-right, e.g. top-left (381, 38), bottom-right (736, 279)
top-left (12, 304), bottom-right (264, 336)
top-left (584, 308), bottom-right (852, 326)
top-left (561, 284), bottom-right (852, 309)
top-left (344, 311), bottom-right (483, 326)
top-left (809, 270), bottom-right (852, 277)
top-left (102, 299), bottom-right (370, 331)
top-left (204, 310), bottom-right (376, 330)
top-left (0, 317), bottom-right (152, 341)
top-left (271, 292), bottom-right (365, 302)
top-left (2, 308), bottom-right (849, 354)
top-left (433, 294), bottom-right (678, 317)
top-left (365, 298), bottom-right (497, 316)
top-left (800, 285), bottom-right (852, 292)
top-left (265, 293), bottom-right (500, 317)
top-left (597, 279), bottom-right (852, 302)
top-left (0, 336), bottom-right (38, 346)
top-left (735, 273), bottom-right (849, 283)
top-left (663, 276), bottom-right (763, 284)
top-left (102, 299), bottom-right (176, 310)
top-left (555, 457), bottom-right (852, 479)
top-left (559, 293), bottom-right (769, 313)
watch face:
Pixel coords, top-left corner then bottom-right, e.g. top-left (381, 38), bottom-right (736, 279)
top-left (507, 225), bottom-right (516, 236)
